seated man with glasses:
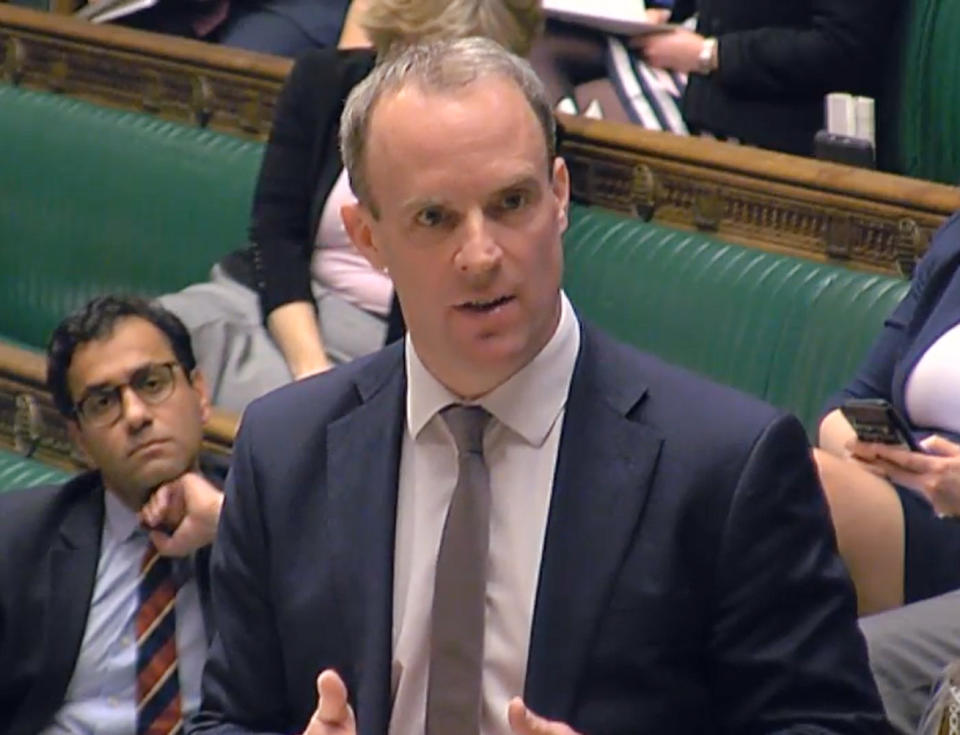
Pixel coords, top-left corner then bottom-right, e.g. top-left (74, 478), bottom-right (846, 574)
top-left (0, 294), bottom-right (224, 735)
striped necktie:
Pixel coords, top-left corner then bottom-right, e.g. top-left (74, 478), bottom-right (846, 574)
top-left (136, 544), bottom-right (183, 735)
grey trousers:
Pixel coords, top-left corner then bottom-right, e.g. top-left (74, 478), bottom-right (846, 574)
top-left (860, 589), bottom-right (960, 734)
top-left (159, 264), bottom-right (386, 414)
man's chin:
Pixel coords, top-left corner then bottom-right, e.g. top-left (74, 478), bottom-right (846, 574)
top-left (129, 461), bottom-right (190, 505)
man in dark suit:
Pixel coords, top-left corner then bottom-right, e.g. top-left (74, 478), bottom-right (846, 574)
top-left (193, 37), bottom-right (890, 735)
top-left (0, 295), bottom-right (224, 735)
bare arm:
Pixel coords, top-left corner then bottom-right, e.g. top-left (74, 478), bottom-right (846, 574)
top-left (267, 301), bottom-right (333, 379)
top-left (337, 0), bottom-right (371, 49)
top-left (818, 408), bottom-right (857, 458)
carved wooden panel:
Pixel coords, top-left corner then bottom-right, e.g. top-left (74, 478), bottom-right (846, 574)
top-left (0, 3), bottom-right (289, 139)
top-left (4, 4), bottom-right (960, 275)
top-left (561, 122), bottom-right (960, 276)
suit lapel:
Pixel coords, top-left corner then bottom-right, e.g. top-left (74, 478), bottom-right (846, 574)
top-left (326, 347), bottom-right (406, 735)
top-left (21, 475), bottom-right (103, 734)
top-left (524, 327), bottom-right (663, 721)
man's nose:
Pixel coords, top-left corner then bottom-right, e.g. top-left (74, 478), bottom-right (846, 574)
top-left (120, 386), bottom-right (152, 430)
top-left (454, 212), bottom-right (502, 277)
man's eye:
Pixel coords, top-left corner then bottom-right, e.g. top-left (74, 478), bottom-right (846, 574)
top-left (85, 392), bottom-right (116, 414)
top-left (500, 191), bottom-right (528, 210)
top-left (140, 376), bottom-right (164, 393)
top-left (415, 208), bottom-right (446, 227)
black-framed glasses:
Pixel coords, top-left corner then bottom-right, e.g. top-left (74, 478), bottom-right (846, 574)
top-left (73, 361), bottom-right (181, 426)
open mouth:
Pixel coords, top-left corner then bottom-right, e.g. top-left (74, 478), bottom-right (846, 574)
top-left (457, 295), bottom-right (514, 313)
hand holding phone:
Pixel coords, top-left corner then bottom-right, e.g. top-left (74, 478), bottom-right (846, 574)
top-left (840, 398), bottom-right (921, 452)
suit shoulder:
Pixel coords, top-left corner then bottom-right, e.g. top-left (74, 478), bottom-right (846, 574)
top-left (239, 344), bottom-right (402, 441)
top-left (0, 478), bottom-right (81, 556)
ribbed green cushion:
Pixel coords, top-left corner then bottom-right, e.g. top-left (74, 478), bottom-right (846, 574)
top-left (0, 85), bottom-right (265, 349)
top-left (0, 449), bottom-right (72, 493)
top-left (562, 207), bottom-right (910, 433)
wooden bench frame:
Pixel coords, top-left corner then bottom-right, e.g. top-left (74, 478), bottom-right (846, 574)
top-left (4, 3), bottom-right (960, 277)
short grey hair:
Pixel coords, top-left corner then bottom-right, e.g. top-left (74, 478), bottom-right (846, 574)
top-left (339, 36), bottom-right (556, 216)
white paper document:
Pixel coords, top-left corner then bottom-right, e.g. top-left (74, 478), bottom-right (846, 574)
top-left (542, 0), bottom-right (674, 36)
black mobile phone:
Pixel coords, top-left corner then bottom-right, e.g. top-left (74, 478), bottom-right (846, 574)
top-left (840, 398), bottom-right (921, 451)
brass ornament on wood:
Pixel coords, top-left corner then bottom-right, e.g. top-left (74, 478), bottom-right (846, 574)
top-left (240, 91), bottom-right (265, 135)
top-left (693, 189), bottom-right (723, 231)
top-left (3, 36), bottom-right (27, 85)
top-left (190, 75), bottom-right (214, 126)
top-left (630, 163), bottom-right (658, 221)
top-left (141, 68), bottom-right (163, 113)
top-left (825, 214), bottom-right (855, 260)
top-left (13, 393), bottom-right (41, 458)
top-left (48, 56), bottom-right (69, 93)
top-left (896, 218), bottom-right (922, 278)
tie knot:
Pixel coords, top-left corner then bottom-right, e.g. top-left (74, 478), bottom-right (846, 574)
top-left (441, 405), bottom-right (490, 455)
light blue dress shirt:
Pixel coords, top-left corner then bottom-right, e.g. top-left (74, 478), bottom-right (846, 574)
top-left (41, 490), bottom-right (206, 735)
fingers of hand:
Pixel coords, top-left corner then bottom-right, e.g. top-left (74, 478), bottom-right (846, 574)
top-left (314, 670), bottom-right (352, 726)
top-left (850, 457), bottom-right (887, 478)
top-left (872, 444), bottom-right (934, 473)
top-left (507, 698), bottom-right (579, 735)
top-left (846, 439), bottom-right (879, 461)
top-left (922, 435), bottom-right (960, 457)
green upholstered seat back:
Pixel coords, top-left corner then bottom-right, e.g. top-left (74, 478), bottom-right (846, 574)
top-left (0, 449), bottom-right (72, 493)
top-left (0, 85), bottom-right (265, 349)
top-left (562, 206), bottom-right (910, 433)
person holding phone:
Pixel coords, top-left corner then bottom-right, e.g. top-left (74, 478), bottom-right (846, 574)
top-left (815, 210), bottom-right (960, 732)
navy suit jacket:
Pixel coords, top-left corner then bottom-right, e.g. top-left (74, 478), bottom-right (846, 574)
top-left (0, 471), bottom-right (214, 735)
top-left (193, 323), bottom-right (888, 734)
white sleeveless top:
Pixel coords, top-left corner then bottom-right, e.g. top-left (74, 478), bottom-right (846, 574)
top-left (310, 166), bottom-right (393, 316)
top-left (904, 320), bottom-right (960, 435)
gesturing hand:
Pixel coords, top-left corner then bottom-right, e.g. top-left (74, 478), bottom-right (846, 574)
top-left (507, 698), bottom-right (583, 735)
top-left (304, 670), bottom-right (356, 735)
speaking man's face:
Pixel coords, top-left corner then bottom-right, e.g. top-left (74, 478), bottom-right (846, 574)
top-left (343, 75), bottom-right (570, 398)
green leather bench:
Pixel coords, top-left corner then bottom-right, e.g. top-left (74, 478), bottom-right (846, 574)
top-left (564, 210), bottom-right (910, 432)
top-left (0, 83), bottom-right (910, 439)
top-left (0, 448), bottom-right (71, 492)
top-left (0, 84), bottom-right (263, 350)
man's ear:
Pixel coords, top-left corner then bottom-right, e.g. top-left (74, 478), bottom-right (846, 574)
top-left (67, 420), bottom-right (92, 465)
top-left (341, 202), bottom-right (387, 271)
top-left (189, 368), bottom-right (212, 423)
top-left (552, 156), bottom-right (570, 234)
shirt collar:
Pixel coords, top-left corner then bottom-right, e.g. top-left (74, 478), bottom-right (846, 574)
top-left (405, 292), bottom-right (580, 446)
top-left (103, 487), bottom-right (143, 545)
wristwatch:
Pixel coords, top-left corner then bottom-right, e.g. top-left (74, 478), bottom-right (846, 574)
top-left (697, 37), bottom-right (718, 75)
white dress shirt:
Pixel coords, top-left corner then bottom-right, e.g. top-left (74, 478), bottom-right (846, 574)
top-left (389, 292), bottom-right (581, 735)
top-left (41, 490), bottom-right (206, 735)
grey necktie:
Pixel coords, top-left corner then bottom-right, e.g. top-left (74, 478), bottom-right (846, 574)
top-left (425, 405), bottom-right (492, 735)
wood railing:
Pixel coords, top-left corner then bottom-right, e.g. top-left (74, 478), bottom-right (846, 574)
top-left (4, 3), bottom-right (960, 275)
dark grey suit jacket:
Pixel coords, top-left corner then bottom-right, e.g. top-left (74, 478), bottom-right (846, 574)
top-left (192, 323), bottom-right (891, 734)
top-left (0, 471), bottom-right (214, 735)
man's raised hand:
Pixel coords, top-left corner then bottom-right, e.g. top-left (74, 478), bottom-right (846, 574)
top-left (304, 669), bottom-right (356, 735)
